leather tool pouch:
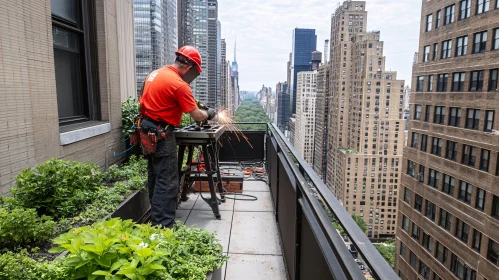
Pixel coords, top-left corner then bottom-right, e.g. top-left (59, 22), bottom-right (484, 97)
top-left (140, 129), bottom-right (158, 155)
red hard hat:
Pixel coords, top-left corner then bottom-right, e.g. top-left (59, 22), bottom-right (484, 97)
top-left (175, 46), bottom-right (203, 73)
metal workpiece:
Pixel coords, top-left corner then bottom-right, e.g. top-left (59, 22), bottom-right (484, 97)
top-left (174, 124), bottom-right (226, 141)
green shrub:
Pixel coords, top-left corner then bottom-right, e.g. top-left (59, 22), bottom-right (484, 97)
top-left (122, 97), bottom-right (140, 138)
top-left (0, 207), bottom-right (56, 249)
top-left (12, 159), bottom-right (103, 219)
top-left (104, 155), bottom-right (147, 182)
top-left (0, 250), bottom-right (71, 280)
top-left (50, 218), bottom-right (227, 280)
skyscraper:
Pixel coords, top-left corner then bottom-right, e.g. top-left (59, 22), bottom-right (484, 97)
top-left (230, 40), bottom-right (240, 115)
top-left (189, 0), bottom-right (209, 103)
top-left (207, 0), bottom-right (219, 108)
top-left (395, 2), bottom-right (499, 280)
top-left (313, 62), bottom-right (330, 181)
top-left (277, 81), bottom-right (290, 131)
top-left (325, 1), bottom-right (405, 240)
top-left (293, 51), bottom-right (321, 165)
top-left (216, 20), bottom-right (222, 108)
top-left (134, 0), bottom-right (178, 95)
top-left (290, 28), bottom-right (317, 116)
top-left (177, 0), bottom-right (193, 48)
top-left (220, 39), bottom-right (228, 110)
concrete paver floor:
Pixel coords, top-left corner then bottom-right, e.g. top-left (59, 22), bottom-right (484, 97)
top-left (177, 180), bottom-right (288, 280)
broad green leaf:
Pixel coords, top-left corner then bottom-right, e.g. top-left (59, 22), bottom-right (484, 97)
top-left (92, 270), bottom-right (113, 276)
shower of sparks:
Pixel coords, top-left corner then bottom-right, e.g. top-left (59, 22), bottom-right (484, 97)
top-left (215, 109), bottom-right (253, 149)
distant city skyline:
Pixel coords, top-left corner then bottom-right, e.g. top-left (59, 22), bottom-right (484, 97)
top-left (218, 0), bottom-right (420, 90)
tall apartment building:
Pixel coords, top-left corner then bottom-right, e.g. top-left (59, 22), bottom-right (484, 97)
top-left (325, 1), bottom-right (405, 240)
top-left (294, 70), bottom-right (318, 164)
top-left (290, 29), bottom-right (317, 116)
top-left (187, 0), bottom-right (209, 103)
top-left (396, 1), bottom-right (499, 280)
top-left (0, 0), bottom-right (136, 193)
top-left (277, 82), bottom-right (290, 131)
top-left (216, 20), bottom-right (222, 108)
top-left (134, 0), bottom-right (177, 95)
top-left (220, 39), bottom-right (228, 110)
top-left (207, 0), bottom-right (219, 108)
top-left (313, 62), bottom-right (330, 181)
top-left (177, 0), bottom-right (193, 48)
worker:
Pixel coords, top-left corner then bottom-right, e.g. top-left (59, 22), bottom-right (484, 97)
top-left (139, 45), bottom-right (216, 229)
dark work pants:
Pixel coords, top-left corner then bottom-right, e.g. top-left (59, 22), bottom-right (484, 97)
top-left (143, 120), bottom-right (178, 228)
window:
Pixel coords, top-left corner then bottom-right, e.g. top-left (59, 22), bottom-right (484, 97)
top-left (494, 28), bottom-right (499, 50)
top-left (411, 132), bottom-right (419, 149)
top-left (449, 107), bottom-right (461, 127)
top-left (415, 194), bottom-right (423, 212)
top-left (425, 105), bottom-right (431, 122)
top-left (435, 10), bottom-right (441, 28)
top-left (400, 242), bottom-right (407, 257)
top-left (473, 31), bottom-right (488, 53)
top-left (462, 145), bottom-right (477, 167)
top-left (415, 105), bottom-right (422, 120)
top-left (402, 215), bottom-right (410, 232)
top-left (433, 43), bottom-right (439, 60)
top-left (497, 0), bottom-right (499, 9)
top-left (466, 109), bottom-right (481, 129)
top-left (470, 71), bottom-right (485, 91)
top-left (51, 0), bottom-right (99, 124)
top-left (417, 76), bottom-right (425, 91)
top-left (425, 200), bottom-right (436, 221)
top-left (490, 69), bottom-right (498, 91)
top-left (477, 0), bottom-right (490, 14)
top-left (456, 36), bottom-right (468, 56)
top-left (446, 141), bottom-right (458, 161)
top-left (422, 232), bottom-right (433, 251)
top-left (458, 181), bottom-right (473, 204)
top-left (455, 218), bottom-right (469, 242)
top-left (426, 14), bottom-right (433, 32)
top-left (488, 239), bottom-right (499, 265)
top-left (428, 75), bottom-right (434, 91)
top-left (476, 188), bottom-right (486, 211)
top-left (439, 209), bottom-right (452, 230)
top-left (431, 137), bottom-right (443, 156)
top-left (410, 251), bottom-right (417, 268)
top-left (407, 160), bottom-right (416, 177)
top-left (451, 254), bottom-right (477, 280)
top-left (428, 169), bottom-right (440, 188)
top-left (435, 242), bottom-right (448, 263)
top-left (412, 222), bottom-right (420, 240)
top-left (492, 195), bottom-right (499, 219)
top-left (444, 5), bottom-right (455, 25)
top-left (404, 187), bottom-right (411, 204)
top-left (421, 134), bottom-right (428, 152)
top-left (472, 229), bottom-right (482, 252)
top-left (434, 106), bottom-right (445, 124)
top-left (437, 74), bottom-right (448, 92)
top-left (423, 46), bottom-right (430, 62)
top-left (459, 0), bottom-right (471, 20)
top-left (442, 40), bottom-right (452, 58)
top-left (443, 175), bottom-right (456, 195)
top-left (484, 110), bottom-right (495, 132)
top-left (419, 261), bottom-right (431, 280)
top-left (418, 165), bottom-right (426, 183)
top-left (453, 72), bottom-right (466, 91)
top-left (480, 149), bottom-right (490, 171)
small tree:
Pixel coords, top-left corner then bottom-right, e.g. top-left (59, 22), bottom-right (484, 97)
top-left (352, 214), bottom-right (367, 233)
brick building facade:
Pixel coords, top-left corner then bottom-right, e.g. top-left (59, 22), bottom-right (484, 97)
top-left (396, 1), bottom-right (499, 279)
top-left (0, 0), bottom-right (136, 194)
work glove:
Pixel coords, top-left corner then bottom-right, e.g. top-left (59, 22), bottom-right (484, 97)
top-left (207, 108), bottom-right (216, 120)
top-left (196, 99), bottom-right (208, 110)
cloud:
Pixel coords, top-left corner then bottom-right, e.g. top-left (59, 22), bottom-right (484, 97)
top-left (218, 0), bottom-right (421, 90)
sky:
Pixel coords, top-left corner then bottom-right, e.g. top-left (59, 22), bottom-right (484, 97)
top-left (218, 0), bottom-right (422, 91)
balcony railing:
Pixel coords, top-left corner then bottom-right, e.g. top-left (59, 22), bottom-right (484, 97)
top-left (217, 123), bottom-right (398, 280)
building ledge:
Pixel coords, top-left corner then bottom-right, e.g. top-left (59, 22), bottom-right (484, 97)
top-left (60, 122), bottom-right (111, 145)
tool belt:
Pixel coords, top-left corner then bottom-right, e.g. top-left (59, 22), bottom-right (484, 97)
top-left (130, 115), bottom-right (174, 155)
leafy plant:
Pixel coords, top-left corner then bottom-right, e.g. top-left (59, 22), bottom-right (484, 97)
top-left (374, 241), bottom-right (395, 268)
top-left (104, 156), bottom-right (147, 182)
top-left (0, 206), bottom-right (56, 249)
top-left (50, 218), bottom-right (227, 280)
top-left (0, 250), bottom-right (71, 280)
top-left (122, 97), bottom-right (140, 138)
top-left (352, 214), bottom-right (367, 233)
top-left (12, 159), bottom-right (103, 219)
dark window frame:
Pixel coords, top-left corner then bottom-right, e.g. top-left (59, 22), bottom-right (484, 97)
top-left (421, 134), bottom-right (428, 152)
top-left (473, 31), bottom-right (488, 54)
top-left (417, 76), bottom-right (425, 91)
top-left (434, 106), bottom-right (445, 124)
top-left (484, 110), bottom-right (495, 132)
top-left (428, 75), bottom-right (434, 91)
top-left (452, 72), bottom-right (466, 91)
top-left (431, 137), bottom-right (443, 156)
top-left (470, 70), bottom-right (485, 91)
top-left (439, 209), bottom-right (452, 231)
top-left (444, 4), bottom-right (455, 25)
top-left (442, 40), bottom-right (453, 59)
top-left (488, 239), bottom-right (499, 266)
top-left (426, 14), bottom-right (433, 32)
top-left (455, 218), bottom-right (469, 243)
top-left (412, 222), bottom-right (420, 240)
top-left (451, 254), bottom-right (477, 280)
top-left (425, 200), bottom-right (436, 221)
top-left (415, 105), bottom-right (422, 120)
top-left (489, 69), bottom-right (498, 91)
top-left (425, 105), bottom-right (431, 122)
top-left (458, 181), bottom-right (473, 204)
top-left (494, 28), bottom-right (499, 50)
top-left (459, 0), bottom-right (472, 20)
top-left (446, 140), bottom-right (458, 161)
top-left (475, 188), bottom-right (486, 211)
top-left (462, 145), bottom-right (477, 167)
top-left (477, 0), bottom-right (491, 14)
top-left (437, 74), bottom-right (448, 92)
top-left (51, 0), bottom-right (100, 124)
top-left (449, 107), bottom-right (461, 127)
top-left (466, 109), bottom-right (481, 130)
top-left (435, 242), bottom-right (448, 264)
top-left (443, 174), bottom-right (456, 196)
top-left (472, 229), bottom-right (482, 252)
top-left (456, 36), bottom-right (468, 56)
top-left (480, 149), bottom-right (490, 171)
top-left (492, 195), bottom-right (499, 219)
top-left (414, 194), bottom-right (423, 212)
